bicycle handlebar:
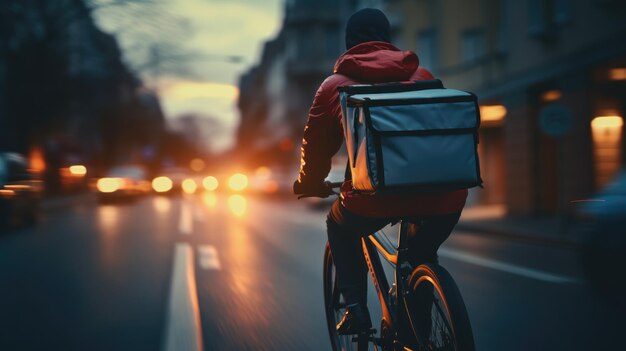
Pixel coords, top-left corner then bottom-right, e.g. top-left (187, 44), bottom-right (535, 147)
top-left (326, 181), bottom-right (343, 189)
top-left (296, 181), bottom-right (343, 199)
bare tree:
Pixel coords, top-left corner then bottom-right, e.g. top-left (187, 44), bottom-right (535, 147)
top-left (87, 0), bottom-right (244, 89)
top-left (87, 0), bottom-right (199, 87)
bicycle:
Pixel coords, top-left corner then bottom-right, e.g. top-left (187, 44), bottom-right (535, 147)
top-left (318, 182), bottom-right (475, 351)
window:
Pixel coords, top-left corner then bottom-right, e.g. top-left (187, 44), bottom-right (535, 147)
top-left (417, 29), bottom-right (438, 72)
top-left (528, 0), bottom-right (570, 39)
top-left (461, 29), bottom-right (486, 64)
top-left (325, 26), bottom-right (339, 60)
top-left (296, 28), bottom-right (315, 61)
top-left (528, 0), bottom-right (549, 35)
top-left (554, 0), bottom-right (570, 24)
top-left (497, 0), bottom-right (509, 55)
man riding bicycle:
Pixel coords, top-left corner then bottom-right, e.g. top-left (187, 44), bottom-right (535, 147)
top-left (293, 8), bottom-right (468, 335)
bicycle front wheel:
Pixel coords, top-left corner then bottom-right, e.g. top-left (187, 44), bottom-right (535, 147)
top-left (323, 243), bottom-right (362, 351)
top-left (402, 263), bottom-right (475, 351)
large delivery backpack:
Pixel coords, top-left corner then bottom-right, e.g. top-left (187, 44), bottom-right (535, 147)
top-left (338, 79), bottom-right (483, 193)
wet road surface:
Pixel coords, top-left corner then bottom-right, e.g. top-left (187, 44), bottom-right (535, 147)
top-left (0, 193), bottom-right (622, 350)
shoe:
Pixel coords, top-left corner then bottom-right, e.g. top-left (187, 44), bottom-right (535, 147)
top-left (336, 303), bottom-right (372, 335)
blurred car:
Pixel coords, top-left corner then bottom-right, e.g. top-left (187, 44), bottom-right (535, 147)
top-left (198, 171), bottom-right (249, 194)
top-left (576, 170), bottom-right (626, 306)
top-left (0, 152), bottom-right (42, 228)
top-left (578, 171), bottom-right (626, 219)
top-left (59, 163), bottom-right (88, 192)
top-left (95, 165), bottom-right (150, 202)
top-left (152, 167), bottom-right (197, 195)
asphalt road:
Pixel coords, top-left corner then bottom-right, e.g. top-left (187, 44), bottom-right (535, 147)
top-left (0, 193), bottom-right (622, 350)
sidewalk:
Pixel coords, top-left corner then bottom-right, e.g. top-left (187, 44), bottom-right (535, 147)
top-left (456, 205), bottom-right (584, 249)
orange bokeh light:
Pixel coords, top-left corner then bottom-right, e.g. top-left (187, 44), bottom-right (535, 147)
top-left (97, 177), bottom-right (122, 193)
top-left (279, 138), bottom-right (295, 152)
top-left (541, 90), bottom-right (562, 102)
top-left (479, 105), bottom-right (507, 124)
top-left (69, 165), bottom-right (87, 176)
top-left (228, 173), bottom-right (248, 192)
top-left (202, 176), bottom-right (219, 191)
top-left (182, 178), bottom-right (198, 194)
top-left (152, 176), bottom-right (173, 193)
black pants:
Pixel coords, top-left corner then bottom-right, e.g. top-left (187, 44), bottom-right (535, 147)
top-left (326, 198), bottom-right (462, 305)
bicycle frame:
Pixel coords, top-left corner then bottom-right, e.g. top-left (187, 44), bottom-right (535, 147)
top-left (361, 220), bottom-right (415, 336)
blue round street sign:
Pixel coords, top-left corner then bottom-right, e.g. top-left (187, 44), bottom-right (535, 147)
top-left (539, 103), bottom-right (573, 137)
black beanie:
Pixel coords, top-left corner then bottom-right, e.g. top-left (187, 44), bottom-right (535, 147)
top-left (345, 8), bottom-right (391, 50)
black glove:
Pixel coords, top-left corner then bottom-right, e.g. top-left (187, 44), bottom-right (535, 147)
top-left (293, 179), bottom-right (334, 198)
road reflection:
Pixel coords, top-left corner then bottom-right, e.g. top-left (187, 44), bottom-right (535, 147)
top-left (97, 205), bottom-right (119, 237)
top-left (227, 194), bottom-right (247, 217)
top-left (223, 198), bottom-right (273, 331)
top-left (96, 204), bottom-right (121, 266)
top-left (153, 196), bottom-right (171, 213)
top-left (202, 192), bottom-right (218, 209)
top-left (149, 196), bottom-right (178, 243)
top-left (228, 220), bottom-right (253, 296)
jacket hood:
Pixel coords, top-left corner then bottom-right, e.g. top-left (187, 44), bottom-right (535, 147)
top-left (333, 41), bottom-right (419, 83)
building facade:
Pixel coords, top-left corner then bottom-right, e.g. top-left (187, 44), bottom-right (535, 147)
top-left (385, 0), bottom-right (626, 216)
top-left (237, 0), bottom-right (362, 167)
top-left (0, 0), bottom-right (166, 189)
top-left (238, 0), bottom-right (626, 216)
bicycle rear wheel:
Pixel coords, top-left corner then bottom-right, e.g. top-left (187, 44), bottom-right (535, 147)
top-left (323, 243), bottom-right (368, 351)
top-left (402, 263), bottom-right (475, 351)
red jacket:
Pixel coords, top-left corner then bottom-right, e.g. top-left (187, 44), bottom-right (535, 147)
top-left (297, 41), bottom-right (467, 217)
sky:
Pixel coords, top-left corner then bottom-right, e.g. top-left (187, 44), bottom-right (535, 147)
top-left (94, 0), bottom-right (284, 152)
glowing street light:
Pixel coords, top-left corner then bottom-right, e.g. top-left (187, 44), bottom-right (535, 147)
top-left (479, 105), bottom-right (507, 124)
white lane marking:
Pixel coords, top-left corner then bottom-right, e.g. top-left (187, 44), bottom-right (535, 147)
top-left (438, 247), bottom-right (584, 284)
top-left (163, 243), bottom-right (204, 351)
top-left (178, 201), bottom-right (193, 235)
top-left (198, 245), bottom-right (221, 270)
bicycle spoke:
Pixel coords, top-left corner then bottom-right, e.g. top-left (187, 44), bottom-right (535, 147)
top-left (403, 264), bottom-right (474, 351)
top-left (429, 295), bottom-right (456, 350)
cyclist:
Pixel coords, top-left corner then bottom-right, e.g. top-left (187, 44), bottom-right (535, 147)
top-left (293, 8), bottom-right (468, 335)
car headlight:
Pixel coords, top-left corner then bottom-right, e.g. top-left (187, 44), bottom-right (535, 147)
top-left (152, 176), bottom-right (173, 193)
top-left (202, 176), bottom-right (219, 191)
top-left (228, 173), bottom-right (248, 192)
top-left (182, 178), bottom-right (198, 194)
top-left (97, 178), bottom-right (122, 193)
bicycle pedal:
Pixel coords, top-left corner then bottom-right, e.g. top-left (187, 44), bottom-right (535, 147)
top-left (351, 336), bottom-right (383, 343)
top-left (350, 329), bottom-right (378, 342)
